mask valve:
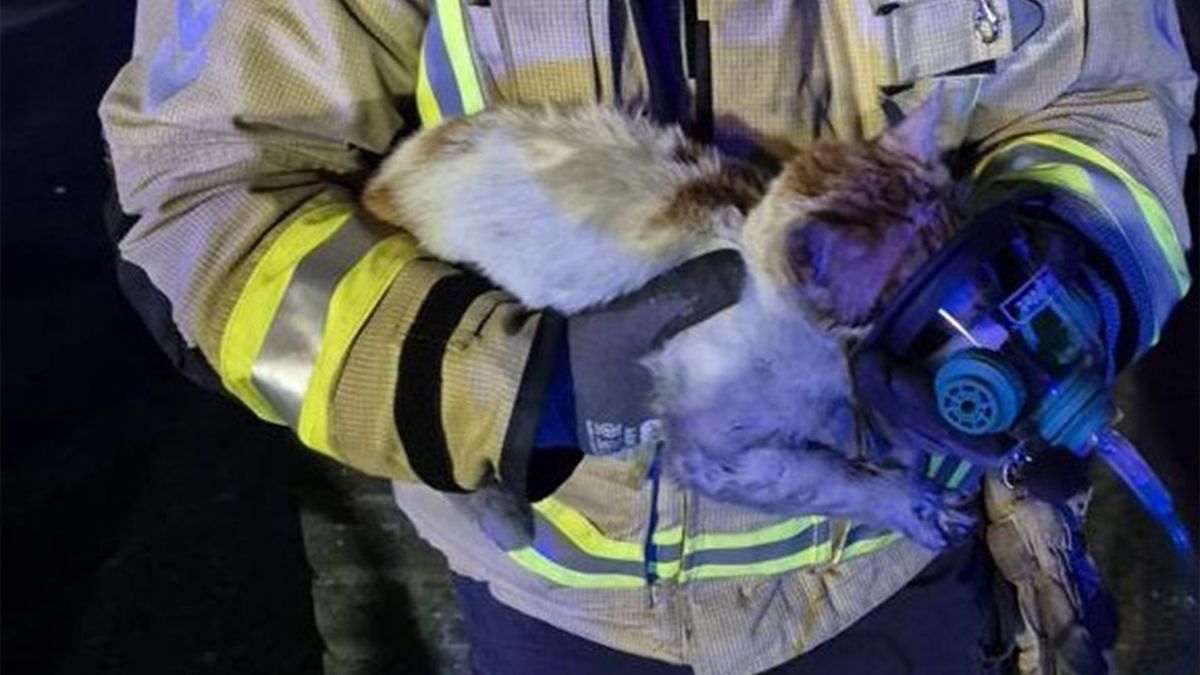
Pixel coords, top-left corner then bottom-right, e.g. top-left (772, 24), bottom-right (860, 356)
top-left (934, 349), bottom-right (1026, 435)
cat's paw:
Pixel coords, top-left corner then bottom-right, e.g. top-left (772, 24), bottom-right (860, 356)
top-left (902, 484), bottom-right (979, 550)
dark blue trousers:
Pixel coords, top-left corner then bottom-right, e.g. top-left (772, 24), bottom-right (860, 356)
top-left (453, 540), bottom-right (1013, 675)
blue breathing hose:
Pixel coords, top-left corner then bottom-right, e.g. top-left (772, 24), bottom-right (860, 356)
top-left (1091, 428), bottom-right (1194, 561)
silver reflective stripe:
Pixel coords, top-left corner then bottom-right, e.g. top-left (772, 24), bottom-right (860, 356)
top-left (252, 215), bottom-right (393, 426)
top-left (844, 522), bottom-right (893, 547)
top-left (681, 520), bottom-right (829, 569)
top-left (512, 515), bottom-right (843, 577)
top-left (422, 5), bottom-right (464, 118)
top-left (511, 514), bottom-right (645, 577)
top-left (655, 542), bottom-right (683, 564)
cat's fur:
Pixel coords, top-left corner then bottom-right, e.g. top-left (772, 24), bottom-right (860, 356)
top-left (363, 99), bottom-right (976, 549)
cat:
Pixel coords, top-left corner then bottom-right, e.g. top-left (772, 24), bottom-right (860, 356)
top-left (361, 98), bottom-right (977, 549)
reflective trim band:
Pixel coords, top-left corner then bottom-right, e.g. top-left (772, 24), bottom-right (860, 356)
top-left (651, 558), bottom-right (681, 580)
top-left (983, 164), bottom-right (1167, 347)
top-left (681, 515), bottom-right (825, 554)
top-left (532, 497), bottom-right (645, 561)
top-left (675, 517), bottom-right (839, 581)
top-left (988, 154), bottom-right (1187, 307)
top-left (507, 549), bottom-right (645, 589)
top-left (680, 532), bottom-right (834, 582)
top-left (294, 233), bottom-right (419, 452)
top-left (832, 522), bottom-right (902, 564)
top-left (505, 500), bottom-right (648, 587)
top-left (973, 133), bottom-right (1190, 339)
top-left (508, 500), bottom-right (873, 586)
top-left (219, 201), bottom-right (351, 424)
top-left (416, 10), bottom-right (461, 126)
top-left (416, 0), bottom-right (486, 127)
top-left (843, 522), bottom-right (893, 548)
top-left (436, 0), bottom-right (485, 115)
top-left (527, 520), bottom-right (647, 576)
top-left (977, 134), bottom-right (1187, 294)
top-left (415, 35), bottom-right (441, 125)
top-left (652, 525), bottom-right (684, 546)
top-left (252, 214), bottom-right (387, 429)
top-left (683, 519), bottom-right (828, 569)
top-left (218, 199), bottom-right (420, 458)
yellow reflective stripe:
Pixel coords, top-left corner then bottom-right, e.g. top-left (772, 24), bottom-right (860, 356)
top-left (651, 558), bottom-right (681, 579)
top-left (681, 515), bottom-right (826, 554)
top-left (975, 133), bottom-right (1189, 293)
top-left (507, 548), bottom-right (644, 588)
top-left (511, 497), bottom-right (900, 587)
top-left (296, 234), bottom-right (420, 454)
top-left (984, 162), bottom-right (1174, 343)
top-left (435, 0), bottom-right (485, 115)
top-left (839, 532), bottom-right (904, 561)
top-left (538, 495), bottom-right (830, 553)
top-left (988, 162), bottom-right (1096, 200)
top-left (526, 497), bottom-right (887, 587)
top-left (415, 47), bottom-right (442, 127)
top-left (1027, 135), bottom-right (1188, 293)
top-left (533, 497), bottom-right (644, 561)
top-left (679, 537), bottom-right (833, 582)
top-left (219, 202), bottom-right (350, 423)
top-left (652, 526), bottom-right (683, 546)
top-left (512, 532), bottom-right (893, 588)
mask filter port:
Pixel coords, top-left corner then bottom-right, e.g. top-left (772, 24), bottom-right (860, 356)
top-left (934, 349), bottom-right (1026, 435)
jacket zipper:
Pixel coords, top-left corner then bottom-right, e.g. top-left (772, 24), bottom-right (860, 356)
top-left (643, 443), bottom-right (664, 584)
top-left (631, 0), bottom-right (714, 588)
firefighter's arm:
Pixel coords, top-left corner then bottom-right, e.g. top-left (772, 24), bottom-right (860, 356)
top-left (968, 0), bottom-right (1196, 368)
top-left (100, 0), bottom-right (558, 493)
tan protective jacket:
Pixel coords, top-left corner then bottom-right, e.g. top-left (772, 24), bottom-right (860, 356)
top-left (101, 2), bottom-right (1194, 673)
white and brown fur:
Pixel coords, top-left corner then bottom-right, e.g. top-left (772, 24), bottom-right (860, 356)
top-left (363, 97), bottom-right (975, 549)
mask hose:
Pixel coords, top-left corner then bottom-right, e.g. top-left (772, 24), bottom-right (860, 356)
top-left (1090, 428), bottom-right (1194, 563)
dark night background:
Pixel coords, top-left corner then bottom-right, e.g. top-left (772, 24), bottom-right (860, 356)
top-left (1, 2), bottom-right (1198, 674)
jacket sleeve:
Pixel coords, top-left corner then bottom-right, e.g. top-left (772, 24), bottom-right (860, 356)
top-left (967, 0), bottom-right (1196, 366)
top-left (99, 0), bottom-right (559, 492)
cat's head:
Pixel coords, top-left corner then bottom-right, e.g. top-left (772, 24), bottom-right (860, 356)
top-left (742, 95), bottom-right (956, 333)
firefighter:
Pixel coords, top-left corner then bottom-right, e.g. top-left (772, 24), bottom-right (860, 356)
top-left (101, 1), bottom-right (1194, 673)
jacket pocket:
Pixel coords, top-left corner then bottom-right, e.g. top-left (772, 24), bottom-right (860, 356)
top-left (465, 0), bottom-right (615, 105)
top-left (874, 0), bottom-right (1017, 86)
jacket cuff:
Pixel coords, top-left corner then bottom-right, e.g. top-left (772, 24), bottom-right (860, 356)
top-left (498, 310), bottom-right (570, 497)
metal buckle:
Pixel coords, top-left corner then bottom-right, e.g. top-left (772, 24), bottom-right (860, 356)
top-left (975, 0), bottom-right (1002, 44)
top-left (1001, 446), bottom-right (1032, 489)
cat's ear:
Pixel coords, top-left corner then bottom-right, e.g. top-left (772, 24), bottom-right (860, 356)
top-left (881, 85), bottom-right (943, 165)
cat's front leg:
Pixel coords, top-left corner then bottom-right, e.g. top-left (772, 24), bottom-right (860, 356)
top-left (858, 466), bottom-right (979, 550)
top-left (668, 441), bottom-right (977, 550)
